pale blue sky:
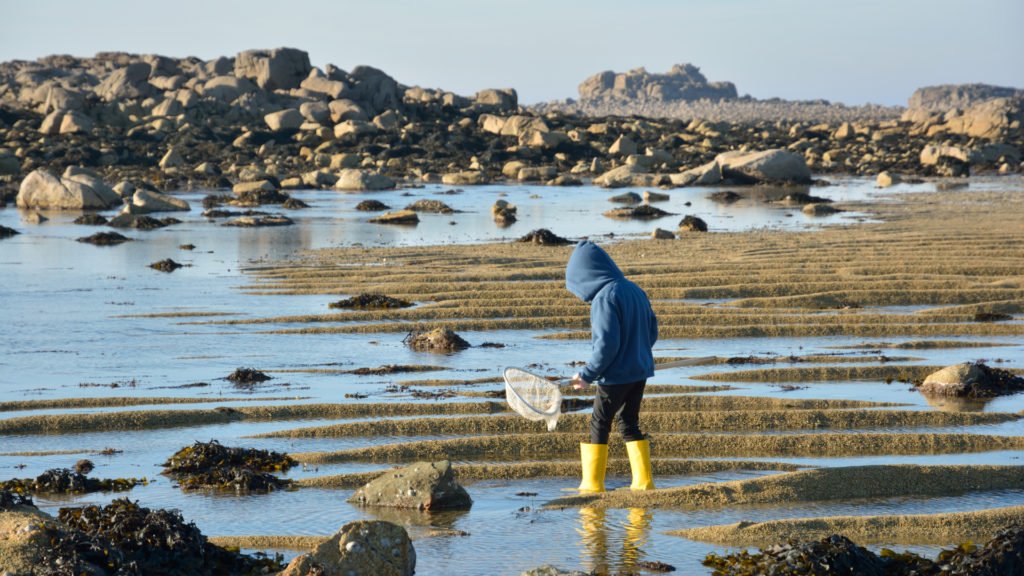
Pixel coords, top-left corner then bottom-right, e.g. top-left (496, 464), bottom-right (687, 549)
top-left (3, 0), bottom-right (1021, 106)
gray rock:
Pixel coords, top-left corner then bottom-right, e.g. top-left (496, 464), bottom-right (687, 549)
top-left (131, 190), bottom-right (190, 213)
top-left (201, 76), bottom-right (258, 102)
top-left (234, 47), bottom-right (311, 91)
top-left (329, 99), bottom-right (369, 123)
top-left (651, 228), bottom-right (675, 240)
top-left (520, 566), bottom-right (591, 576)
top-left (349, 460), bottom-right (472, 510)
top-left (715, 149), bottom-right (811, 183)
top-left (474, 88), bottom-right (518, 112)
top-left (334, 169), bottom-right (395, 191)
top-left (95, 61), bottom-right (153, 101)
top-left (264, 108), bottom-right (304, 131)
top-left (299, 101), bottom-right (331, 124)
top-left (58, 110), bottom-right (93, 134)
top-left (17, 168), bottom-right (120, 210)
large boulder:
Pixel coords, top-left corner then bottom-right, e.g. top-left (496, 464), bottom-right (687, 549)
top-left (131, 190), bottom-right (190, 213)
top-left (201, 76), bottom-right (258, 102)
top-left (334, 169), bottom-right (395, 191)
top-left (95, 61), bottom-right (154, 101)
top-left (593, 164), bottom-right (667, 188)
top-left (234, 47), bottom-right (311, 91)
top-left (264, 108), bottom-right (304, 131)
top-left (17, 168), bottom-right (121, 210)
top-left (474, 88), bottom-right (518, 112)
top-left (715, 149), bottom-right (811, 184)
top-left (349, 461), bottom-right (472, 511)
top-left (918, 362), bottom-right (1024, 398)
top-left (280, 520), bottom-right (415, 576)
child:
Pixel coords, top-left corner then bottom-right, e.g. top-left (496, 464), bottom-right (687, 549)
top-left (565, 240), bottom-right (658, 492)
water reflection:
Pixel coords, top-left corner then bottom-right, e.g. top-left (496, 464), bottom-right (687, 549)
top-left (577, 506), bottom-right (653, 575)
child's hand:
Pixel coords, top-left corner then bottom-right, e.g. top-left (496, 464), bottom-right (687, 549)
top-left (571, 373), bottom-right (587, 390)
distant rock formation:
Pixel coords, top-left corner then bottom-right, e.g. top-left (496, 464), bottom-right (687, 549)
top-left (908, 83), bottom-right (1024, 111)
top-left (578, 63), bottom-right (737, 103)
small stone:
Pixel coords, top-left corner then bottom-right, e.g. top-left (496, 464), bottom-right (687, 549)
top-left (652, 228), bottom-right (675, 240)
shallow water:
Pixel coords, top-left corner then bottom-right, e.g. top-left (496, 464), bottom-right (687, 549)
top-left (2, 177), bottom-right (1023, 575)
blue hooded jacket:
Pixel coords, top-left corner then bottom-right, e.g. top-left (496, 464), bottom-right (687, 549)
top-left (565, 241), bottom-right (658, 385)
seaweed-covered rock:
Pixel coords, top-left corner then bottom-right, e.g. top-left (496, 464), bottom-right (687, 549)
top-left (0, 468), bottom-right (144, 495)
top-left (491, 199), bottom-right (518, 225)
top-left (356, 199), bottom-right (391, 211)
top-left (282, 197), bottom-right (310, 209)
top-left (678, 215), bottom-right (708, 232)
top-left (149, 258), bottom-right (184, 272)
top-left (517, 228), bottom-right (571, 245)
top-left (281, 520), bottom-right (415, 576)
top-left (918, 362), bottom-right (1024, 398)
top-left (162, 440), bottom-right (296, 492)
top-left (704, 534), bottom-right (889, 575)
top-left (107, 212), bottom-right (176, 229)
top-left (404, 327), bottom-right (470, 352)
top-left (0, 490), bottom-right (34, 510)
top-left (405, 199), bottom-right (457, 214)
top-left (56, 498), bottom-right (283, 575)
top-left (709, 190), bottom-right (743, 203)
top-left (349, 460), bottom-right (472, 511)
top-left (776, 192), bottom-right (832, 206)
top-left (76, 231), bottom-right (132, 245)
top-left (73, 213), bottom-right (108, 225)
top-left (946, 524), bottom-right (1024, 575)
top-left (329, 293), bottom-right (413, 309)
top-left (226, 367), bottom-right (272, 385)
top-left (0, 224), bottom-right (19, 239)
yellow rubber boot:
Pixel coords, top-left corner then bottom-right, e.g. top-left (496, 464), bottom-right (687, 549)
top-left (625, 439), bottom-right (655, 490)
top-left (578, 443), bottom-right (608, 492)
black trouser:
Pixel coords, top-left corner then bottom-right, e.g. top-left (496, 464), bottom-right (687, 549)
top-left (589, 380), bottom-right (646, 445)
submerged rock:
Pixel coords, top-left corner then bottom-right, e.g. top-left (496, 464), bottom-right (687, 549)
top-left (107, 213), bottom-right (177, 230)
top-left (918, 362), bottom-right (1024, 398)
top-left (222, 214), bottom-right (294, 227)
top-left (369, 209), bottom-right (419, 224)
top-left (149, 259), bottom-right (184, 273)
top-left (356, 199), bottom-right (391, 211)
top-left (404, 327), bottom-right (470, 352)
top-left (349, 460), bottom-right (472, 510)
top-left (329, 293), bottom-right (413, 309)
top-left (609, 191), bottom-right (643, 204)
top-left (803, 203), bottom-right (842, 216)
top-left (517, 228), bottom-right (571, 245)
top-left (76, 231), bottom-right (131, 245)
top-left (678, 215), bottom-right (708, 232)
top-left (709, 190), bottom-right (743, 203)
top-left (281, 520), bottom-right (415, 576)
top-left (492, 199), bottom-right (517, 225)
top-left (603, 204), bottom-right (674, 219)
top-left (73, 213), bottom-right (108, 225)
top-left (520, 566), bottom-right (592, 576)
top-left (0, 224), bottom-right (19, 239)
top-left (405, 199), bottom-right (457, 214)
top-left (162, 440), bottom-right (296, 492)
top-left (226, 367), bottom-right (272, 385)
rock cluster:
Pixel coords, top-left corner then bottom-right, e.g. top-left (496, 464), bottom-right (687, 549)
top-left (579, 63), bottom-right (737, 103)
top-left (908, 83), bottom-right (1024, 110)
top-left (0, 49), bottom-right (1020, 212)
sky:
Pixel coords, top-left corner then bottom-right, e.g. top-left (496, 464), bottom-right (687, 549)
top-left (2, 0), bottom-right (1022, 107)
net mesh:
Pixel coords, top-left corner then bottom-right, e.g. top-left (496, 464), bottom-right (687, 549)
top-left (503, 367), bottom-right (563, 432)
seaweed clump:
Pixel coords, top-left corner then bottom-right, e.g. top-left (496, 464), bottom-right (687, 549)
top-left (0, 467), bottom-right (145, 495)
top-left (225, 367), bottom-right (272, 386)
top-left (517, 228), bottom-right (571, 246)
top-left (162, 440), bottom-right (297, 492)
top-left (76, 231), bottom-right (132, 245)
top-left (703, 527), bottom-right (1024, 575)
top-left (329, 293), bottom-right (413, 309)
top-left (0, 489), bottom-right (34, 510)
top-left (53, 498), bottom-right (284, 575)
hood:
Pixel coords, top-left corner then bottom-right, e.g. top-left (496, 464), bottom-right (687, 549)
top-left (565, 240), bottom-right (624, 302)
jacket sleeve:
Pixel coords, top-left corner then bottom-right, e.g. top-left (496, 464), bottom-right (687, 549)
top-left (649, 305), bottom-right (659, 345)
top-left (580, 292), bottom-right (621, 383)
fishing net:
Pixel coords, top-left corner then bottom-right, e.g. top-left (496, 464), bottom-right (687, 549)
top-left (503, 367), bottom-right (563, 432)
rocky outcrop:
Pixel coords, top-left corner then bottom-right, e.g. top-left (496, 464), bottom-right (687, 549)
top-left (349, 461), bottom-right (472, 510)
top-left (17, 167), bottom-right (120, 210)
top-left (579, 63), bottom-right (737, 103)
top-left (234, 47), bottom-right (311, 91)
top-left (908, 83), bottom-right (1024, 110)
top-left (280, 520), bottom-right (415, 576)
